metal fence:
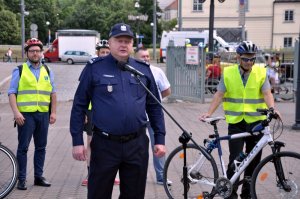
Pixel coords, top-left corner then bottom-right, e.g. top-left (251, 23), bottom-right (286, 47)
top-left (166, 46), bottom-right (204, 103)
top-left (166, 45), bottom-right (297, 103)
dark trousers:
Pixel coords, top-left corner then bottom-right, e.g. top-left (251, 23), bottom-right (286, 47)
top-left (226, 120), bottom-right (263, 199)
top-left (88, 130), bottom-right (149, 199)
top-left (17, 112), bottom-right (49, 181)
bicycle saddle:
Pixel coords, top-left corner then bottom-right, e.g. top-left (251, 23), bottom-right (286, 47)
top-left (202, 116), bottom-right (225, 124)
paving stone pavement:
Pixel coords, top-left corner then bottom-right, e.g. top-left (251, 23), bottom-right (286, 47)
top-left (0, 61), bottom-right (299, 199)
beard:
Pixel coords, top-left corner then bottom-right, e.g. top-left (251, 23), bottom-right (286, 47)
top-left (28, 57), bottom-right (40, 64)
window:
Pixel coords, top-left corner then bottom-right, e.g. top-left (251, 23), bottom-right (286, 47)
top-left (284, 37), bottom-right (292, 48)
top-left (284, 10), bottom-right (294, 22)
top-left (193, 0), bottom-right (203, 11)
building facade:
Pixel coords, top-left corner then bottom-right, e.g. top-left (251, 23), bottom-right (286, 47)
top-left (178, 0), bottom-right (299, 50)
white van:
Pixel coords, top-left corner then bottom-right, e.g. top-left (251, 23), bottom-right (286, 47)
top-left (159, 30), bottom-right (235, 62)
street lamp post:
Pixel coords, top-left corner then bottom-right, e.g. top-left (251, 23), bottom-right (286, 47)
top-left (199, 0), bottom-right (226, 52)
top-left (46, 21), bottom-right (51, 47)
top-left (152, 0), bottom-right (157, 60)
top-left (128, 1), bottom-right (148, 48)
top-left (20, 0), bottom-right (29, 59)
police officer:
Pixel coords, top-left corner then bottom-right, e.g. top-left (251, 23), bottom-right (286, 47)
top-left (70, 23), bottom-right (166, 199)
top-left (8, 38), bottom-right (57, 190)
top-left (200, 41), bottom-right (279, 199)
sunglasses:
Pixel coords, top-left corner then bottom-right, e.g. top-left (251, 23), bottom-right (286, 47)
top-left (241, 57), bottom-right (256, 62)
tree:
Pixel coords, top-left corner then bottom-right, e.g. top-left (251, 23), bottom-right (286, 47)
top-left (160, 18), bottom-right (177, 32)
top-left (0, 9), bottom-right (20, 44)
top-left (61, 0), bottom-right (135, 39)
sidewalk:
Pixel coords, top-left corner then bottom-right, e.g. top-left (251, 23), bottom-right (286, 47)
top-left (1, 62), bottom-right (300, 198)
top-left (1, 99), bottom-right (299, 198)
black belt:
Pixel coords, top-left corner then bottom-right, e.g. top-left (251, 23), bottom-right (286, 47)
top-left (93, 127), bottom-right (145, 143)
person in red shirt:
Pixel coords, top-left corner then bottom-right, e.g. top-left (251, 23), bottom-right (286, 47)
top-left (206, 55), bottom-right (221, 81)
top-left (205, 54), bottom-right (221, 93)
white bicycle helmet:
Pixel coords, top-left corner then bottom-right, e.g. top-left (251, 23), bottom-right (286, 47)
top-left (236, 41), bottom-right (258, 55)
top-left (96, 39), bottom-right (109, 50)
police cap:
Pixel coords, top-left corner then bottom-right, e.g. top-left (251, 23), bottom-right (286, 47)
top-left (109, 23), bottom-right (134, 38)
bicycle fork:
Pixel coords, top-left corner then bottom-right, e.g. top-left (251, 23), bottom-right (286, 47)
top-left (271, 141), bottom-right (292, 192)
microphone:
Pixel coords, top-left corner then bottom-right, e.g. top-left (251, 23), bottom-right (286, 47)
top-left (118, 61), bottom-right (144, 76)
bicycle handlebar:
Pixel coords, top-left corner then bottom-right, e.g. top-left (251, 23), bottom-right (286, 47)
top-left (257, 108), bottom-right (279, 125)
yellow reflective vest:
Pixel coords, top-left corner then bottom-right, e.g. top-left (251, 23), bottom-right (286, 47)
top-left (223, 65), bottom-right (267, 124)
top-left (17, 63), bottom-right (52, 112)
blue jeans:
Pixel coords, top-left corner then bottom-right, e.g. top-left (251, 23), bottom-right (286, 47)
top-left (147, 123), bottom-right (166, 182)
top-left (17, 112), bottom-right (49, 181)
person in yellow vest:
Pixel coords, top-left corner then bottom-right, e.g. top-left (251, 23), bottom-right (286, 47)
top-left (185, 38), bottom-right (192, 47)
top-left (200, 41), bottom-right (279, 199)
top-left (8, 38), bottom-right (57, 190)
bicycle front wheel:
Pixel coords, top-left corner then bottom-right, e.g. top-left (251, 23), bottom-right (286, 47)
top-left (163, 144), bottom-right (218, 199)
top-left (251, 151), bottom-right (300, 199)
top-left (0, 145), bottom-right (18, 199)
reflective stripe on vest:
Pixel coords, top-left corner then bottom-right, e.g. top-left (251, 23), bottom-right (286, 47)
top-left (223, 65), bottom-right (267, 124)
top-left (17, 63), bottom-right (52, 112)
top-left (88, 102), bottom-right (92, 110)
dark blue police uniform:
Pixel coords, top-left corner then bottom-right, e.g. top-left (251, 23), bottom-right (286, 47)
top-left (70, 53), bottom-right (166, 199)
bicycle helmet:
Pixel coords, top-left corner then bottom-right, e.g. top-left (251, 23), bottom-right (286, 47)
top-left (236, 41), bottom-right (258, 55)
top-left (96, 40), bottom-right (109, 50)
top-left (24, 38), bottom-right (43, 52)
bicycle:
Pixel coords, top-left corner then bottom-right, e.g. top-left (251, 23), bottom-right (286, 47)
top-left (163, 108), bottom-right (300, 199)
top-left (0, 142), bottom-right (18, 198)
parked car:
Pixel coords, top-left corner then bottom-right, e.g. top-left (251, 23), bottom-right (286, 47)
top-left (61, 50), bottom-right (93, 64)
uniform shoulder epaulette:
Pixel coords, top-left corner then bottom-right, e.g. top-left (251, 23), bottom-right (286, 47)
top-left (134, 58), bottom-right (150, 67)
top-left (88, 56), bottom-right (104, 64)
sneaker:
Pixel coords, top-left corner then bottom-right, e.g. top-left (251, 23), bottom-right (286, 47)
top-left (114, 179), bottom-right (120, 185)
top-left (157, 179), bottom-right (172, 186)
top-left (81, 178), bottom-right (88, 186)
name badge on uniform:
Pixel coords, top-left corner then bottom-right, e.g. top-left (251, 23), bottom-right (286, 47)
top-left (107, 85), bottom-right (113, 92)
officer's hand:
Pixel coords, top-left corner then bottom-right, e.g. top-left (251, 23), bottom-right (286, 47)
top-left (154, 144), bottom-right (166, 158)
top-left (72, 145), bottom-right (87, 161)
top-left (14, 111), bottom-right (25, 126)
top-left (49, 113), bottom-right (56, 124)
top-left (84, 115), bottom-right (88, 124)
top-left (199, 113), bottom-right (211, 121)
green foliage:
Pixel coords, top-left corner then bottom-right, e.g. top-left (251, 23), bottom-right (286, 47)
top-left (0, 9), bottom-right (20, 44)
top-left (0, 0), bottom-right (164, 46)
top-left (161, 18), bottom-right (177, 32)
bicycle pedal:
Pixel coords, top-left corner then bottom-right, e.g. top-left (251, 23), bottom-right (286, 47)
top-left (202, 191), bottom-right (211, 199)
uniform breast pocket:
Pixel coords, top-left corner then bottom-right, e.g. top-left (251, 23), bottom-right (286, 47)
top-left (129, 78), bottom-right (146, 98)
top-left (94, 77), bottom-right (118, 95)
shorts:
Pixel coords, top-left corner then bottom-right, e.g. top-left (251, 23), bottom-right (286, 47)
top-left (83, 110), bottom-right (93, 136)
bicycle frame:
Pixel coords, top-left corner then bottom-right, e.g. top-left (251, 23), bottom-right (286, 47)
top-left (194, 125), bottom-right (274, 187)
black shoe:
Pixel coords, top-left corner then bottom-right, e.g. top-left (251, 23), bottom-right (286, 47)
top-left (34, 177), bottom-right (51, 187)
top-left (17, 180), bottom-right (27, 190)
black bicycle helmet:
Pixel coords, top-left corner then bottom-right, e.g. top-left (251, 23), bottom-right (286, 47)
top-left (96, 39), bottom-right (109, 50)
top-left (236, 41), bottom-right (258, 55)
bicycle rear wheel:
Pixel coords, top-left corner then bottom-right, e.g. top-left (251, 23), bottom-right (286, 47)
top-left (163, 144), bottom-right (218, 199)
top-left (0, 145), bottom-right (18, 199)
top-left (251, 151), bottom-right (300, 199)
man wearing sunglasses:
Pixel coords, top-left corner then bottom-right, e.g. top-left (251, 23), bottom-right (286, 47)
top-left (200, 41), bottom-right (277, 199)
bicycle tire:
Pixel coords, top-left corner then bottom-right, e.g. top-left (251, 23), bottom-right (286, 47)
top-left (0, 145), bottom-right (18, 199)
top-left (251, 151), bottom-right (300, 199)
top-left (163, 144), bottom-right (218, 199)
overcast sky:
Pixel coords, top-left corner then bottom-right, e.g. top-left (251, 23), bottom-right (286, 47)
top-left (158, 0), bottom-right (175, 9)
